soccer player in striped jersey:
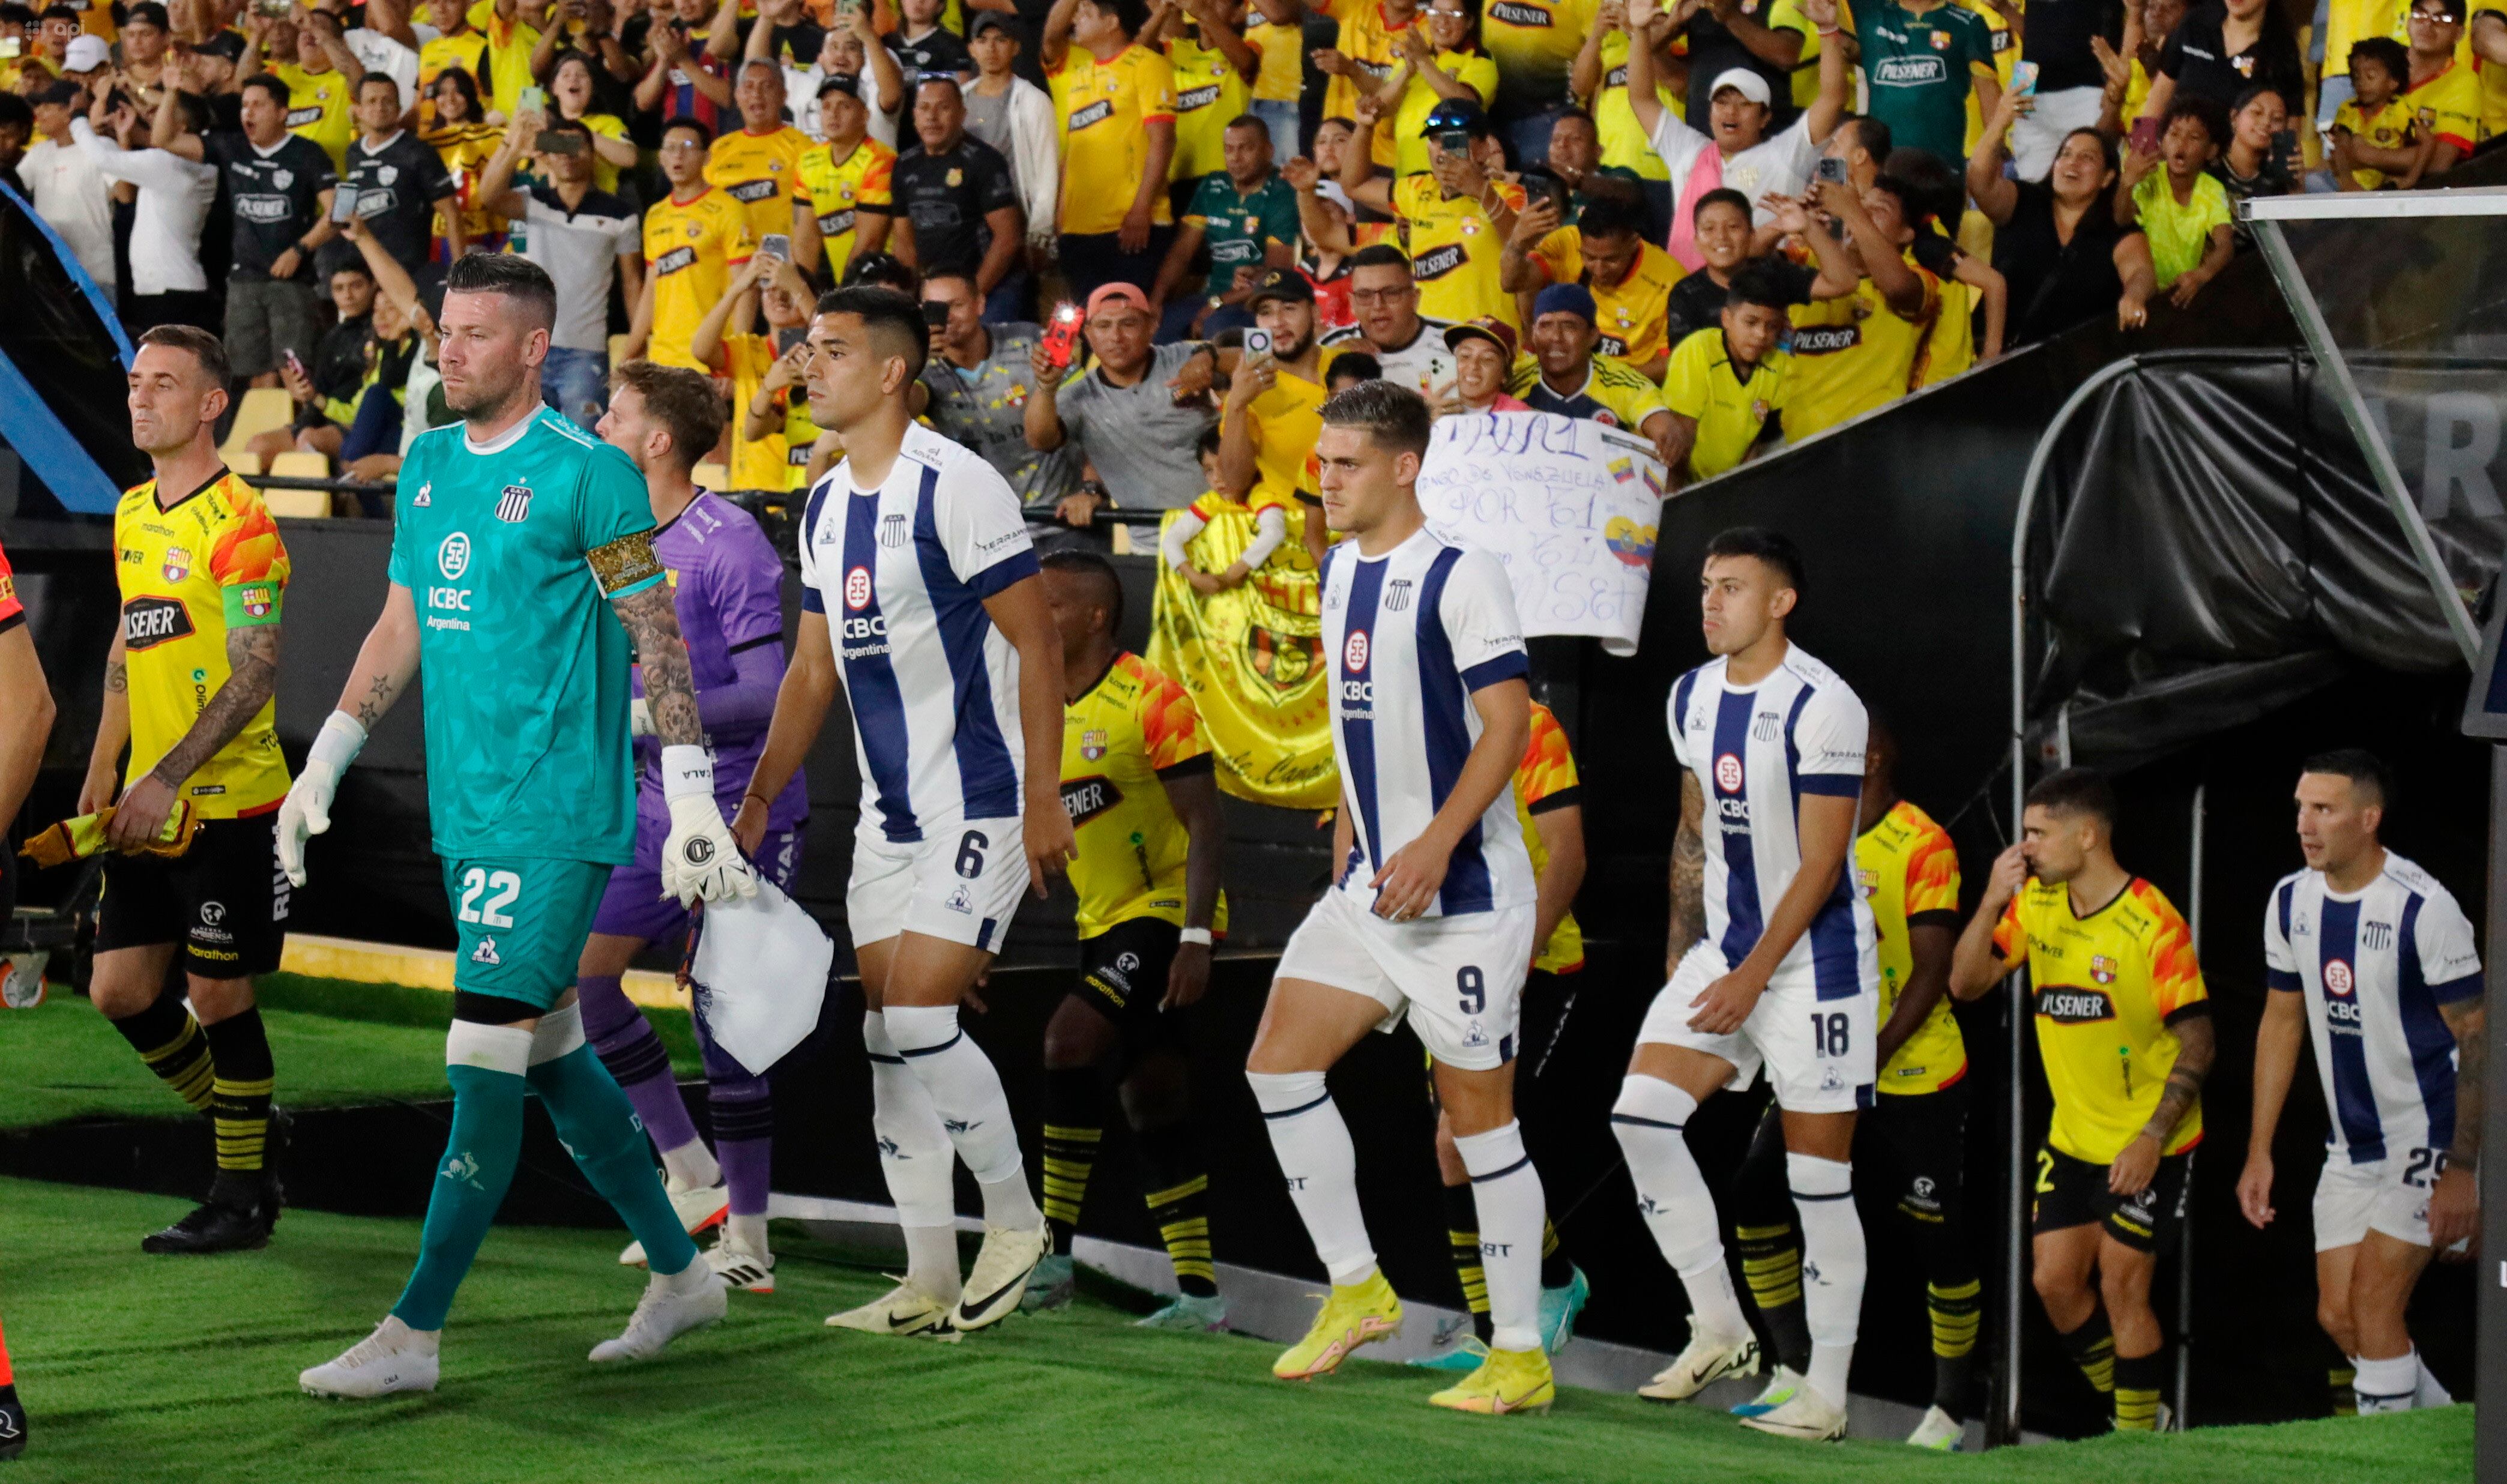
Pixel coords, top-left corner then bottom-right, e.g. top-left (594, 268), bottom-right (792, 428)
top-left (735, 285), bottom-right (1075, 1337)
top-left (1618, 526), bottom-right (1876, 1442)
top-left (2240, 751), bottom-right (2482, 1416)
top-left (1950, 767), bottom-right (2213, 1434)
top-left (1247, 381), bottom-right (1555, 1416)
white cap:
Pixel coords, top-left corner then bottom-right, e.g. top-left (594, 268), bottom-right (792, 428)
top-left (65, 34), bottom-right (109, 71)
top-left (1708, 67), bottom-right (1772, 106)
top-left (1314, 181), bottom-right (1354, 216)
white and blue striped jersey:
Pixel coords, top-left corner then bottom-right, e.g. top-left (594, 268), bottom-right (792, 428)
top-left (2264, 852), bottom-right (2482, 1167)
top-left (1320, 526), bottom-right (1534, 918)
top-left (797, 422), bottom-right (1040, 842)
top-left (1667, 645), bottom-right (1875, 998)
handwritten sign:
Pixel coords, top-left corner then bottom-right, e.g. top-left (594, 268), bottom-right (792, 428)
top-left (1416, 411), bottom-right (1666, 656)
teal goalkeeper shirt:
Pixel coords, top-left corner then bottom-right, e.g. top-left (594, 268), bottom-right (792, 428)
top-left (388, 405), bottom-right (666, 866)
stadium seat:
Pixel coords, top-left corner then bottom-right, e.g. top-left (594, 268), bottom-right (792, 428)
top-left (229, 450), bottom-right (264, 477)
top-left (693, 460), bottom-right (730, 492)
top-left (262, 486), bottom-right (330, 519)
top-left (220, 387), bottom-right (293, 467)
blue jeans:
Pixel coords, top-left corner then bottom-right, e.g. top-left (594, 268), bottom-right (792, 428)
top-left (542, 346), bottom-right (610, 431)
top-left (1252, 98), bottom-right (1300, 161)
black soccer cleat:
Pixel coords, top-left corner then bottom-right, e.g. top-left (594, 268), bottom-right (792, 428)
top-left (0, 1381), bottom-right (28, 1460)
top-left (142, 1174), bottom-right (282, 1255)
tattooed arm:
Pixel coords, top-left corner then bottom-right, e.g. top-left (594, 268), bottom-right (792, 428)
top-left (2112, 1008), bottom-right (2213, 1197)
top-left (1666, 769), bottom-right (1706, 980)
top-left (79, 628), bottom-right (132, 815)
top-left (2431, 995), bottom-right (2486, 1252)
top-left (608, 581), bottom-right (702, 747)
top-left (612, 568), bottom-right (756, 903)
top-left (336, 584), bottom-right (423, 731)
top-left (104, 618), bottom-right (285, 849)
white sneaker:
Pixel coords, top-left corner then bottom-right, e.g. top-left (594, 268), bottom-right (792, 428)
top-left (705, 1235), bottom-right (775, 1295)
top-left (951, 1217), bottom-right (1049, 1333)
top-left (1637, 1325), bottom-right (1760, 1402)
top-left (1739, 1382), bottom-right (1848, 1441)
top-left (588, 1268), bottom-right (728, 1362)
top-left (299, 1316), bottom-right (440, 1399)
top-left (1728, 1365), bottom-right (1804, 1417)
top-left (826, 1277), bottom-right (955, 1337)
top-left (618, 1176), bottom-right (730, 1267)
top-left (1906, 1404), bottom-right (1963, 1450)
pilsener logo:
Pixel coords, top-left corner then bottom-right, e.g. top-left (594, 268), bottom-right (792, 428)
top-left (2037, 987), bottom-right (2117, 1024)
top-left (122, 596), bottom-right (194, 650)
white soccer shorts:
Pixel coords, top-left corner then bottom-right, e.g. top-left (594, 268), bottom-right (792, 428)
top-left (2314, 1151), bottom-right (2439, 1252)
top-left (1274, 884), bottom-right (1536, 1072)
top-left (1637, 941), bottom-right (1876, 1113)
top-left (845, 815), bottom-right (1031, 953)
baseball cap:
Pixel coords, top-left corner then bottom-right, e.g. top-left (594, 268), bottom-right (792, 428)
top-left (1443, 315), bottom-right (1517, 361)
top-left (968, 11), bottom-right (1022, 40)
top-left (1420, 95), bottom-right (1490, 138)
top-left (1084, 282), bottom-right (1151, 318)
top-left (63, 32), bottom-right (107, 70)
top-left (1707, 67), bottom-right (1772, 106)
top-left (1312, 180), bottom-right (1355, 216)
top-left (815, 71), bottom-right (860, 98)
top-left (1532, 282), bottom-right (1597, 324)
top-left (1247, 267), bottom-right (1315, 306)
top-left (124, 1), bottom-right (169, 26)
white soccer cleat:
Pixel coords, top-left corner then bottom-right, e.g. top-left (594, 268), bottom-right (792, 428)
top-left (618, 1176), bottom-right (730, 1266)
top-left (825, 1277), bottom-right (956, 1337)
top-left (1728, 1365), bottom-right (1803, 1417)
top-left (298, 1316), bottom-right (440, 1399)
top-left (588, 1268), bottom-right (728, 1362)
top-left (952, 1217), bottom-right (1051, 1333)
top-left (1739, 1382), bottom-right (1848, 1441)
top-left (705, 1235), bottom-right (776, 1295)
top-left (1637, 1324), bottom-right (1760, 1402)
top-left (1905, 1404), bottom-right (1963, 1450)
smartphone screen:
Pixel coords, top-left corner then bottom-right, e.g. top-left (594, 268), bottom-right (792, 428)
top-left (2129, 116), bottom-right (2160, 154)
top-left (330, 186), bottom-right (358, 224)
top-left (758, 232), bottom-right (791, 262)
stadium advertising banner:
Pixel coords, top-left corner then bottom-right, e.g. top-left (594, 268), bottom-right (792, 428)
top-left (1416, 411), bottom-right (1666, 657)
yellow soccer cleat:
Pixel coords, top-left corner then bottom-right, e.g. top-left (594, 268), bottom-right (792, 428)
top-left (1273, 1271), bottom-right (1403, 1380)
top-left (1429, 1345), bottom-right (1557, 1416)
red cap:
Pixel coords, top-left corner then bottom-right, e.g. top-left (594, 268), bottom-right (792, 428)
top-left (1084, 283), bottom-right (1152, 318)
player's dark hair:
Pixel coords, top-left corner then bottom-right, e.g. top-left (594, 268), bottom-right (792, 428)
top-left (0, 94), bottom-right (29, 134)
top-left (1694, 186), bottom-right (1751, 226)
top-left (1868, 171), bottom-right (1925, 229)
top-left (357, 70), bottom-right (402, 101)
top-left (541, 116), bottom-right (594, 146)
top-left (1552, 104), bottom-right (1594, 131)
top-left (430, 64), bottom-right (483, 122)
top-left (238, 71), bottom-right (291, 109)
top-left (913, 71), bottom-right (964, 100)
top-left (1225, 111), bottom-right (1269, 136)
top-left (1321, 380), bottom-right (1432, 459)
top-left (1318, 114), bottom-right (1357, 135)
top-left (1079, 0), bottom-right (1150, 38)
top-left (36, 2), bottom-right (74, 20)
top-left (1194, 422), bottom-right (1224, 461)
top-left (2230, 81), bottom-right (2290, 116)
top-left (1040, 545), bottom-right (1125, 635)
top-left (613, 360), bottom-right (727, 474)
top-left (137, 324), bottom-right (229, 387)
top-left (661, 112), bottom-right (715, 147)
top-left (2303, 748), bottom-right (2394, 811)
top-left (0, 4), bottom-right (38, 26)
top-left (122, 0), bottom-right (166, 24)
top-left (2161, 90), bottom-right (2231, 150)
top-left (1724, 260), bottom-right (1795, 314)
top-left (920, 268), bottom-right (979, 299)
top-left (816, 285), bottom-right (930, 379)
top-left (1327, 351), bottom-right (1381, 387)
top-left (1576, 192), bottom-right (1646, 241)
top-left (1841, 114), bottom-right (1892, 161)
top-left (2026, 766), bottom-right (2117, 829)
top-left (445, 250), bottom-right (558, 333)
top-left (1347, 242), bottom-right (1413, 274)
top-left (1882, 146), bottom-right (1961, 226)
top-left (1703, 525), bottom-right (1805, 595)
top-left (842, 251), bottom-right (920, 294)
top-left (2348, 35), bottom-right (2409, 85)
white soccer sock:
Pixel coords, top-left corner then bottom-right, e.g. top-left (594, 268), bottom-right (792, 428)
top-left (1788, 1151), bottom-right (1865, 1408)
top-left (882, 1004), bottom-right (1041, 1228)
top-left (1247, 1069), bottom-right (1377, 1286)
top-left (2415, 1351), bottom-right (2452, 1407)
top-left (726, 1212), bottom-right (769, 1257)
top-left (1455, 1120), bottom-right (1545, 1354)
top-left (2355, 1350), bottom-right (2418, 1414)
top-left (661, 1140), bottom-right (723, 1192)
top-left (1611, 1076), bottom-right (1746, 1339)
top-left (864, 1012), bottom-right (962, 1299)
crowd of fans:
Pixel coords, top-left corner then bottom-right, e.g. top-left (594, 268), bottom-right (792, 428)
top-left (1, 0), bottom-right (2497, 502)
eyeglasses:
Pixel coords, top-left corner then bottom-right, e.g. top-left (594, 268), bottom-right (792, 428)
top-left (1348, 286), bottom-right (1415, 304)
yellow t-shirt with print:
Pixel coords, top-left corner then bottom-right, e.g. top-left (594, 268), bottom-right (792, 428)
top-left (1325, 0), bottom-right (1420, 166)
top-left (707, 124), bottom-right (813, 247)
top-left (1481, 0), bottom-right (1598, 122)
top-left (1994, 876), bottom-right (2209, 1163)
top-left (1782, 262), bottom-right (1941, 439)
top-left (1857, 798), bottom-right (1965, 1096)
top-left (800, 135), bottom-right (897, 271)
top-left (1392, 49), bottom-right (1499, 178)
top-left (1053, 43), bottom-right (1181, 234)
top-left (1226, 345), bottom-right (1349, 512)
top-left (1530, 226), bottom-right (1684, 365)
top-left (1661, 327), bottom-right (1789, 480)
top-left (1063, 650), bottom-right (1229, 938)
top-left (465, 0), bottom-right (543, 115)
top-left (274, 61), bottom-right (355, 174)
top-left (2404, 54), bottom-right (2482, 156)
top-left (1246, 19), bottom-right (1305, 101)
top-left (1514, 699), bottom-right (1585, 974)
top-left (424, 121), bottom-right (508, 245)
top-left (1168, 29), bottom-right (1252, 182)
top-left (2332, 94), bottom-right (2414, 189)
top-left (112, 472), bottom-right (293, 818)
top-left (1396, 170), bottom-right (1525, 328)
top-left (644, 187), bottom-right (756, 371)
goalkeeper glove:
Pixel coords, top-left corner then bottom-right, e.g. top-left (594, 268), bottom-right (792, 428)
top-left (659, 745), bottom-right (757, 906)
top-left (277, 710), bottom-right (366, 887)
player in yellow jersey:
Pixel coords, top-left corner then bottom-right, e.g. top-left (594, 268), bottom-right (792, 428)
top-left (1500, 192), bottom-right (1682, 378)
top-left (1025, 548), bottom-right (1233, 1332)
top-left (76, 327), bottom-right (292, 1255)
top-left (632, 116), bottom-right (757, 371)
top-left (1408, 698), bottom-right (1594, 1374)
top-left (1339, 96), bottom-right (1526, 328)
top-left (795, 74), bottom-right (896, 279)
top-left (272, 13), bottom-right (357, 174)
top-left (1724, 720), bottom-right (1978, 1449)
top-left (705, 59), bottom-right (813, 247)
top-left (1951, 767), bottom-right (2214, 1435)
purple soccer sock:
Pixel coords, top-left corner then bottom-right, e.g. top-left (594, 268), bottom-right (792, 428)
top-left (577, 974), bottom-right (703, 1158)
top-left (711, 1080), bottom-right (774, 1218)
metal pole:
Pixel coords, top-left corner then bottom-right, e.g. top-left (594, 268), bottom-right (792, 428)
top-left (2481, 747), bottom-right (2507, 1482)
top-left (2179, 784), bottom-right (2205, 1429)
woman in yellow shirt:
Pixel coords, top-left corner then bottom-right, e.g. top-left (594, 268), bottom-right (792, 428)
top-left (423, 67), bottom-right (511, 254)
top-left (1373, 0), bottom-right (1499, 178)
top-left (548, 49), bottom-right (638, 195)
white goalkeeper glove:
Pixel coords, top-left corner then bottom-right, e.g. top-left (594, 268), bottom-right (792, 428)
top-left (659, 745), bottom-right (757, 906)
top-left (278, 710), bottom-right (366, 887)
top-left (630, 696), bottom-right (654, 737)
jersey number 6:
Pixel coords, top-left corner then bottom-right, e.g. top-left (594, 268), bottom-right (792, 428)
top-left (955, 830), bottom-right (989, 879)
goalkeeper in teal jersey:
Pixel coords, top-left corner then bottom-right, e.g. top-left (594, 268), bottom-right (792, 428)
top-left (276, 254), bottom-right (760, 1400)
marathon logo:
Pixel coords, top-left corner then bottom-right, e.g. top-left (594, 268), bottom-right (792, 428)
top-left (1488, 2), bottom-right (1553, 23)
top-left (655, 246), bottom-right (698, 276)
top-left (1070, 99), bottom-right (1113, 130)
top-left (1178, 83), bottom-right (1222, 110)
top-left (1874, 55), bottom-right (1948, 84)
top-left (728, 178), bottom-right (779, 202)
top-left (1790, 325), bottom-right (1860, 355)
top-left (2036, 986), bottom-right (2117, 1024)
top-left (1414, 243), bottom-right (1464, 280)
top-left (818, 207), bottom-right (858, 237)
top-left (121, 596), bottom-right (195, 651)
top-left (1061, 775), bottom-right (1121, 826)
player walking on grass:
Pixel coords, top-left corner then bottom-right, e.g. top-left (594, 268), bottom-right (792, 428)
top-left (1614, 528), bottom-right (1875, 1443)
top-left (282, 254), bottom-right (749, 1399)
top-left (577, 361), bottom-right (815, 1296)
top-left (1024, 547), bottom-right (1230, 1331)
top-left (2240, 751), bottom-right (2481, 1416)
top-left (81, 327), bottom-right (294, 1256)
top-left (1247, 381), bottom-right (1555, 1416)
top-left (0, 530), bottom-right (57, 1458)
top-left (734, 285), bottom-right (1073, 1338)
top-left (1950, 767), bottom-right (2212, 1434)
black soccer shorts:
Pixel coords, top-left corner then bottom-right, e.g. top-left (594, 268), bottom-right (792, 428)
top-left (2032, 1142), bottom-right (2191, 1254)
top-left (95, 815), bottom-right (288, 979)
